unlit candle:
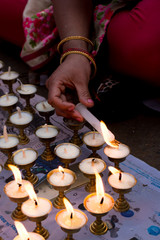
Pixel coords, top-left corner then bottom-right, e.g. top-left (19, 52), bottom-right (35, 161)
top-left (13, 149), bottom-right (37, 165)
top-left (17, 84), bottom-right (37, 95)
top-left (36, 101), bottom-right (54, 112)
top-left (79, 158), bottom-right (105, 174)
top-left (104, 143), bottom-right (130, 159)
top-left (10, 111), bottom-right (33, 125)
top-left (0, 94), bottom-right (18, 107)
top-left (55, 143), bottom-right (80, 159)
top-left (36, 125), bottom-right (58, 139)
top-left (83, 131), bottom-right (105, 147)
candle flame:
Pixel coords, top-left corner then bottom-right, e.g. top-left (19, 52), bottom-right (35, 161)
top-left (14, 221), bottom-right (30, 240)
top-left (24, 182), bottom-right (39, 206)
top-left (3, 125), bottom-right (8, 142)
top-left (95, 172), bottom-right (105, 203)
top-left (16, 107), bottom-right (22, 119)
top-left (108, 166), bottom-right (121, 175)
top-left (8, 164), bottom-right (22, 186)
top-left (100, 121), bottom-right (119, 148)
top-left (58, 166), bottom-right (64, 172)
top-left (63, 198), bottom-right (74, 218)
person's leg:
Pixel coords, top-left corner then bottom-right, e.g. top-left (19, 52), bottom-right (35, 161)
top-left (107, 0), bottom-right (160, 85)
top-left (0, 0), bottom-right (28, 47)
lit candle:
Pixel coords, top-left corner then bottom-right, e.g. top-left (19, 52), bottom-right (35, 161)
top-left (83, 131), bottom-right (105, 147)
top-left (21, 182), bottom-right (52, 218)
top-left (14, 221), bottom-right (45, 240)
top-left (36, 100), bottom-right (54, 112)
top-left (0, 126), bottom-right (19, 149)
top-left (104, 143), bottom-right (130, 159)
top-left (84, 173), bottom-right (114, 214)
top-left (17, 83), bottom-right (37, 95)
top-left (35, 124), bottom-right (59, 139)
top-left (0, 93), bottom-right (18, 107)
top-left (4, 165), bottom-right (29, 199)
top-left (79, 158), bottom-right (106, 175)
top-left (56, 198), bottom-right (88, 229)
top-left (47, 166), bottom-right (75, 186)
top-left (13, 148), bottom-right (38, 165)
top-left (10, 107), bottom-right (33, 125)
top-left (55, 143), bottom-right (81, 159)
top-left (108, 166), bottom-right (137, 189)
top-left (0, 66), bottom-right (19, 80)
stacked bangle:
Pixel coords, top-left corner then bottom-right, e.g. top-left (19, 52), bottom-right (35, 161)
top-left (57, 36), bottom-right (94, 54)
top-left (60, 48), bottom-right (97, 78)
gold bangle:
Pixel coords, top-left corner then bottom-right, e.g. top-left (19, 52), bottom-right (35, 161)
top-left (57, 36), bottom-right (94, 53)
top-left (60, 50), bottom-right (97, 78)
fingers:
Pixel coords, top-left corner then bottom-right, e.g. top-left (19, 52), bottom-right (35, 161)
top-left (76, 80), bottom-right (94, 108)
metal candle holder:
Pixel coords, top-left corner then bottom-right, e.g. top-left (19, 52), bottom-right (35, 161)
top-left (12, 148), bottom-right (39, 185)
top-left (16, 84), bottom-right (37, 114)
top-left (108, 174), bottom-right (137, 212)
top-left (63, 118), bottom-right (85, 146)
top-left (4, 180), bottom-right (29, 221)
top-left (82, 131), bottom-right (105, 159)
top-left (35, 125), bottom-right (59, 161)
top-left (0, 134), bottom-right (19, 170)
top-left (79, 158), bottom-right (106, 193)
top-left (84, 193), bottom-right (114, 235)
top-left (35, 102), bottom-right (55, 125)
top-left (55, 210), bottom-right (88, 240)
top-left (47, 168), bottom-right (76, 209)
top-left (54, 143), bottom-right (81, 169)
top-left (22, 199), bottom-right (52, 239)
top-left (0, 94), bottom-right (18, 126)
top-left (9, 111), bottom-right (33, 145)
top-left (0, 71), bottom-right (19, 93)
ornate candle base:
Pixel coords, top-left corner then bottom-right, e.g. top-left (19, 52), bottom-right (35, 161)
top-left (18, 127), bottom-right (30, 145)
top-left (61, 227), bottom-right (80, 240)
top-left (84, 174), bottom-right (96, 193)
top-left (108, 156), bottom-right (126, 172)
top-left (63, 118), bottom-right (85, 146)
top-left (40, 141), bottom-right (55, 161)
top-left (112, 187), bottom-right (131, 212)
top-left (53, 192), bottom-right (70, 209)
top-left (24, 166), bottom-right (39, 185)
top-left (1, 77), bottom-right (18, 94)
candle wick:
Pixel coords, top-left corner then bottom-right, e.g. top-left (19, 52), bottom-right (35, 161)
top-left (34, 199), bottom-right (38, 206)
top-left (91, 158), bottom-right (95, 167)
top-left (18, 183), bottom-right (22, 188)
top-left (42, 102), bottom-right (46, 109)
top-left (119, 172), bottom-right (122, 181)
top-left (100, 197), bottom-right (104, 205)
top-left (61, 171), bottom-right (65, 180)
top-left (70, 212), bottom-right (73, 219)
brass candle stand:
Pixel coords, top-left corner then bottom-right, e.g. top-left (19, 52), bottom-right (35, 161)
top-left (4, 180), bottom-right (29, 221)
top-left (82, 131), bottom-right (105, 159)
top-left (54, 143), bottom-right (81, 169)
top-left (79, 158), bottom-right (106, 193)
top-left (0, 94), bottom-right (18, 126)
top-left (0, 134), bottom-right (19, 170)
top-left (84, 193), bottom-right (114, 235)
top-left (9, 111), bottom-right (33, 145)
top-left (55, 210), bottom-right (88, 240)
top-left (47, 168), bottom-right (76, 209)
top-left (35, 125), bottom-right (59, 161)
top-left (35, 102), bottom-right (55, 124)
top-left (63, 118), bottom-right (85, 146)
top-left (21, 198), bottom-right (52, 239)
top-left (16, 84), bottom-right (37, 114)
top-left (0, 71), bottom-right (19, 93)
top-left (12, 148), bottom-right (39, 185)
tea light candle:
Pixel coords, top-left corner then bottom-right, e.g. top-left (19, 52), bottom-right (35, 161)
top-left (55, 143), bottom-right (81, 159)
top-left (17, 84), bottom-right (37, 95)
top-left (83, 131), bottom-right (105, 147)
top-left (0, 66), bottom-right (19, 80)
top-left (0, 126), bottom-right (19, 149)
top-left (10, 107), bottom-right (33, 125)
top-left (48, 167), bottom-right (74, 186)
top-left (14, 232), bottom-right (44, 240)
top-left (0, 93), bottom-right (18, 107)
top-left (4, 179), bottom-right (29, 199)
top-left (35, 124), bottom-right (58, 139)
top-left (108, 171), bottom-right (137, 189)
top-left (36, 100), bottom-right (54, 112)
top-left (79, 158), bottom-right (106, 175)
top-left (104, 143), bottom-right (130, 159)
top-left (56, 198), bottom-right (87, 230)
top-left (13, 148), bottom-right (38, 165)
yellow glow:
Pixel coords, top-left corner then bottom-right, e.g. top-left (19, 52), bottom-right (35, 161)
top-left (8, 165), bottom-right (22, 186)
top-left (63, 198), bottom-right (74, 217)
top-left (14, 221), bottom-right (30, 240)
top-left (108, 166), bottom-right (121, 175)
top-left (95, 172), bottom-right (105, 203)
top-left (100, 121), bottom-right (117, 148)
top-left (24, 181), bottom-right (39, 205)
top-left (58, 166), bottom-right (64, 172)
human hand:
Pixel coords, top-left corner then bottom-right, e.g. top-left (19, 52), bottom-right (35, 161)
top-left (46, 54), bottom-right (94, 121)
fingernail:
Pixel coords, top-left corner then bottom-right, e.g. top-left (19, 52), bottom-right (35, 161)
top-left (75, 117), bottom-right (82, 122)
top-left (68, 106), bottom-right (74, 111)
top-left (87, 99), bottom-right (94, 103)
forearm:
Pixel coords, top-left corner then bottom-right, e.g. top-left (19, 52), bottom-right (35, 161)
top-left (53, 0), bottom-right (93, 51)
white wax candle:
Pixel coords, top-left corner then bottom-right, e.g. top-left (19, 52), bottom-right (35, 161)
top-left (56, 209), bottom-right (87, 229)
top-left (104, 143), bottom-right (130, 159)
top-left (4, 180), bottom-right (29, 199)
top-left (55, 143), bottom-right (80, 159)
top-left (13, 149), bottom-right (37, 165)
top-left (108, 172), bottom-right (136, 189)
top-left (79, 158), bottom-right (105, 174)
top-left (85, 193), bottom-right (114, 214)
top-left (14, 232), bottom-right (44, 240)
top-left (83, 132), bottom-right (105, 147)
top-left (10, 111), bottom-right (33, 125)
top-left (17, 84), bottom-right (37, 95)
top-left (48, 171), bottom-right (74, 186)
top-left (0, 136), bottom-right (19, 148)
top-left (0, 71), bottom-right (19, 80)
top-left (0, 94), bottom-right (18, 107)
top-left (36, 101), bottom-right (54, 112)
top-left (36, 126), bottom-right (58, 139)
top-left (21, 197), bottom-right (52, 218)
